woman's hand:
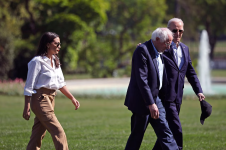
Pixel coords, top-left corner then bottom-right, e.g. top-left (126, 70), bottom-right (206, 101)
top-left (23, 106), bottom-right (31, 120)
top-left (71, 98), bottom-right (80, 110)
top-left (60, 86), bottom-right (80, 110)
top-left (23, 96), bottom-right (31, 120)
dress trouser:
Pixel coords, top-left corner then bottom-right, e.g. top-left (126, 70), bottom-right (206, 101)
top-left (26, 88), bottom-right (68, 150)
top-left (153, 102), bottom-right (182, 150)
top-left (125, 97), bottom-right (178, 150)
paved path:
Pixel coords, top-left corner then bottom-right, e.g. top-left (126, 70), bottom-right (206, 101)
top-left (66, 78), bottom-right (130, 90)
top-left (66, 78), bottom-right (129, 96)
top-left (65, 77), bottom-right (226, 96)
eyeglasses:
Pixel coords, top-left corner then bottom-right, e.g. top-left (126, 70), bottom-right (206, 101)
top-left (54, 42), bottom-right (61, 47)
top-left (165, 42), bottom-right (171, 47)
top-left (172, 29), bottom-right (184, 33)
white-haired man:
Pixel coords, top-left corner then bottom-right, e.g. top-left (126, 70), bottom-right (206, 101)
top-left (124, 28), bottom-right (178, 150)
top-left (152, 18), bottom-right (205, 150)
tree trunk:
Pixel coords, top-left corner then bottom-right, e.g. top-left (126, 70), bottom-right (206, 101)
top-left (205, 21), bottom-right (216, 60)
top-left (175, 0), bottom-right (180, 17)
top-left (25, 0), bottom-right (36, 34)
top-left (208, 34), bottom-right (216, 60)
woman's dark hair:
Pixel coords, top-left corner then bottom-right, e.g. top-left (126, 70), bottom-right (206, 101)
top-left (36, 32), bottom-right (60, 68)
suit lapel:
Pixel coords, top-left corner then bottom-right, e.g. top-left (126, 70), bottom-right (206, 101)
top-left (153, 57), bottom-right (159, 77)
top-left (146, 40), bottom-right (159, 79)
top-left (169, 46), bottom-right (179, 69)
top-left (179, 43), bottom-right (187, 70)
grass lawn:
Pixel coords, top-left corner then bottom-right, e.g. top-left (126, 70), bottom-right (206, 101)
top-left (0, 95), bottom-right (226, 150)
top-left (64, 74), bottom-right (92, 80)
top-left (211, 69), bottom-right (226, 78)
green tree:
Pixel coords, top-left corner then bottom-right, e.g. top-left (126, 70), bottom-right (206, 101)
top-left (166, 0), bottom-right (226, 59)
top-left (11, 0), bottom-right (109, 79)
top-left (189, 0), bottom-right (226, 59)
top-left (0, 0), bottom-right (27, 80)
top-left (79, 0), bottom-right (168, 77)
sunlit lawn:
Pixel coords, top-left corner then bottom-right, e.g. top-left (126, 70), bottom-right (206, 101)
top-left (0, 95), bottom-right (226, 150)
top-left (211, 69), bottom-right (226, 78)
top-left (64, 74), bottom-right (92, 80)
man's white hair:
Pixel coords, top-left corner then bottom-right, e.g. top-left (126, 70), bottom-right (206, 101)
top-left (151, 28), bottom-right (173, 42)
top-left (167, 18), bottom-right (184, 28)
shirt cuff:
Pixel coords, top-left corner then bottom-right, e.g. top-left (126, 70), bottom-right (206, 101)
top-left (24, 89), bottom-right (37, 96)
top-left (58, 82), bottom-right (66, 89)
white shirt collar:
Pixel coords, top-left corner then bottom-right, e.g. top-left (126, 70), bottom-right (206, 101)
top-left (42, 55), bottom-right (55, 69)
top-left (42, 55), bottom-right (55, 61)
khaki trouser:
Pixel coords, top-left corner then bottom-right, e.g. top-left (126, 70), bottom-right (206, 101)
top-left (27, 88), bottom-right (68, 150)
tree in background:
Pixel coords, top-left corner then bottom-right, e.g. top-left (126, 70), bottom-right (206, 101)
top-left (78, 0), bottom-right (167, 77)
top-left (0, 0), bottom-right (27, 80)
top-left (1, 0), bottom-right (225, 79)
top-left (11, 0), bottom-right (109, 79)
top-left (166, 0), bottom-right (226, 60)
top-left (189, 0), bottom-right (226, 59)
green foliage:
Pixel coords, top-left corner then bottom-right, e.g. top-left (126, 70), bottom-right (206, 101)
top-left (24, 0), bottom-right (109, 72)
top-left (78, 39), bottom-right (117, 77)
top-left (0, 0), bottom-right (27, 80)
top-left (1, 0), bottom-right (225, 79)
top-left (2, 0), bottom-right (109, 79)
top-left (0, 29), bottom-right (15, 80)
top-left (78, 0), bottom-right (168, 77)
top-left (170, 0), bottom-right (226, 59)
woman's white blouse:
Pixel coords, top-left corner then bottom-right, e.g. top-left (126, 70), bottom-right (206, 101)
top-left (24, 56), bottom-right (66, 96)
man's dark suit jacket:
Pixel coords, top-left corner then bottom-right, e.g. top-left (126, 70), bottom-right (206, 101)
top-left (124, 40), bottom-right (167, 115)
top-left (162, 42), bottom-right (203, 104)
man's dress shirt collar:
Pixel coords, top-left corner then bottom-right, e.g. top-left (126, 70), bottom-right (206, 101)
top-left (171, 41), bottom-right (184, 70)
top-left (151, 40), bottom-right (163, 90)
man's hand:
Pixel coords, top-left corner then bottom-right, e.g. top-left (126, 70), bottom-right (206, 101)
top-left (71, 98), bottom-right (80, 110)
top-left (137, 43), bottom-right (142, 47)
top-left (148, 103), bottom-right (159, 119)
top-left (197, 93), bottom-right (205, 101)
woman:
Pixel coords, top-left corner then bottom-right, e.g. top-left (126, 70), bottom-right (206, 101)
top-left (22, 32), bottom-right (80, 150)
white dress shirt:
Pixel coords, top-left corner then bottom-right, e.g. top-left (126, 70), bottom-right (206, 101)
top-left (158, 54), bottom-right (164, 90)
top-left (151, 40), bottom-right (164, 90)
top-left (24, 55), bottom-right (66, 96)
top-left (172, 42), bottom-right (184, 70)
